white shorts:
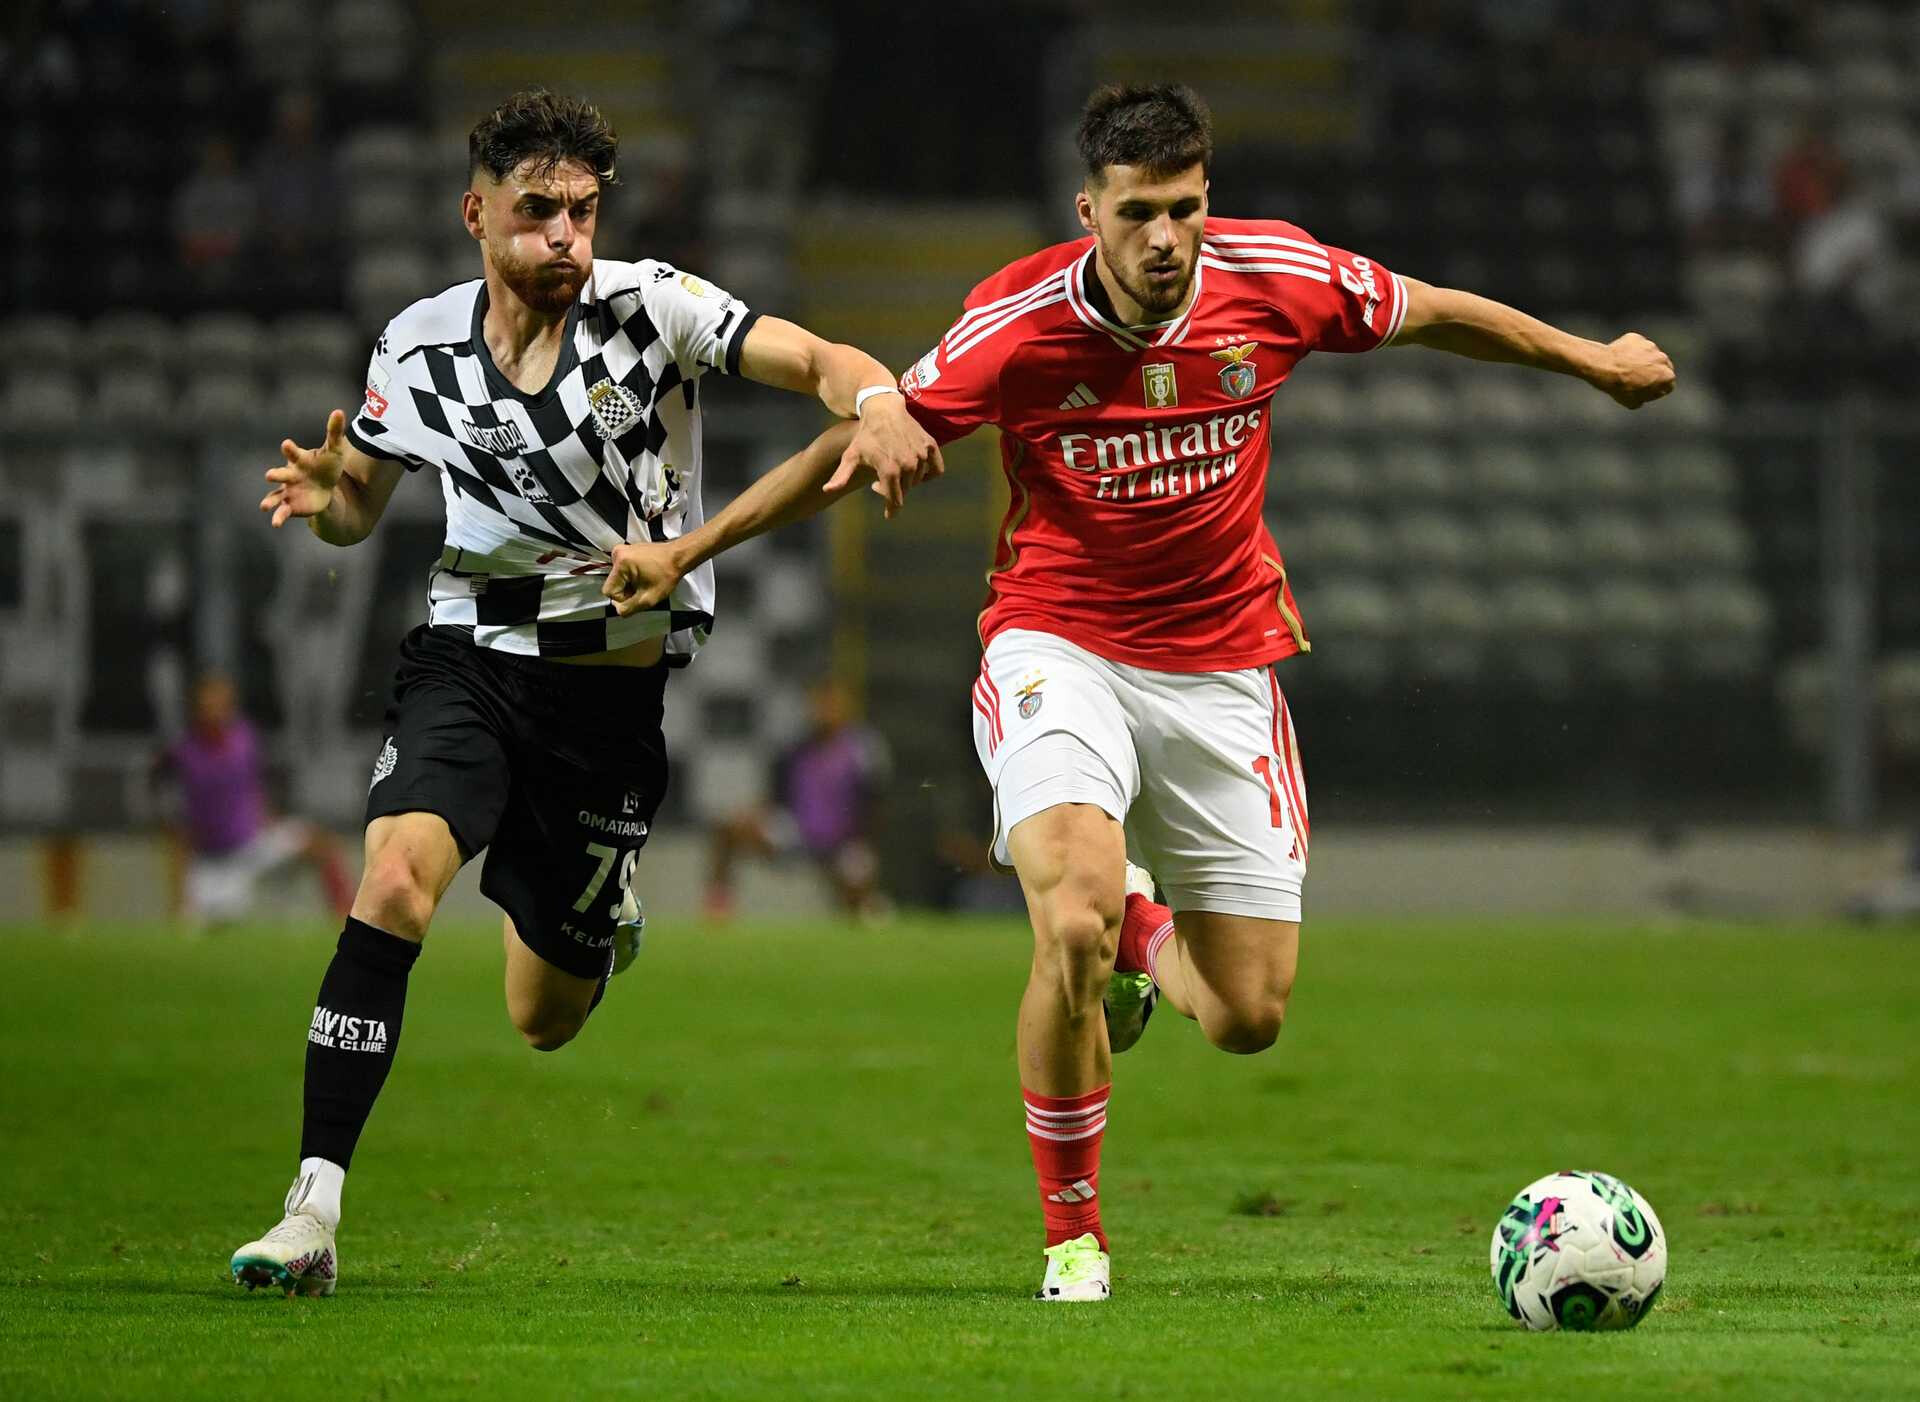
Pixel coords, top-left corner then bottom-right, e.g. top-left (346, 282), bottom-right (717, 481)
top-left (183, 820), bottom-right (309, 921)
top-left (971, 629), bottom-right (1309, 922)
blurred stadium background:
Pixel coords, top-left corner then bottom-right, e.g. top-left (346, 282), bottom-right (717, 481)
top-left (3, 0), bottom-right (1918, 924)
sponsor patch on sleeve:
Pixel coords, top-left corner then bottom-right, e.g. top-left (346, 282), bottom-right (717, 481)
top-left (901, 346), bottom-right (941, 397)
top-left (364, 359), bottom-right (391, 418)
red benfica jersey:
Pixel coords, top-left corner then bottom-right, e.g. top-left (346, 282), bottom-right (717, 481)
top-left (901, 216), bottom-right (1407, 672)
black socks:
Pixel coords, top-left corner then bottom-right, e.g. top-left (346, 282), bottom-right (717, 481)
top-left (299, 917), bottom-right (421, 1169)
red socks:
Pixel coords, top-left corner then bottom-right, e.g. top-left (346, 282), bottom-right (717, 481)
top-left (1025, 1085), bottom-right (1110, 1249)
top-left (1024, 894), bottom-right (1172, 1253)
top-left (1116, 891), bottom-right (1175, 979)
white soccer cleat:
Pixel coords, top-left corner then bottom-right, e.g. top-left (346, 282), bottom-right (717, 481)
top-left (231, 1212), bottom-right (337, 1296)
top-left (610, 886), bottom-right (646, 977)
top-left (231, 1177), bottom-right (339, 1297)
top-left (1035, 1232), bottom-right (1111, 1301)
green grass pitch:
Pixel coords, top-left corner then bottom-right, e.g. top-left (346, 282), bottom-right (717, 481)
top-left (1, 915), bottom-right (1915, 1399)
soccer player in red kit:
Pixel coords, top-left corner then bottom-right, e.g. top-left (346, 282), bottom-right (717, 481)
top-left (608, 81), bottom-right (1674, 1301)
top-left (839, 82), bottom-right (1675, 1301)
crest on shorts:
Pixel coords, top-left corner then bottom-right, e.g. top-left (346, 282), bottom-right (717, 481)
top-left (369, 737), bottom-right (397, 791)
top-left (1141, 362), bottom-right (1178, 409)
top-left (1016, 675), bottom-right (1045, 720)
top-left (1211, 342), bottom-right (1259, 399)
top-left (587, 378), bottom-right (645, 441)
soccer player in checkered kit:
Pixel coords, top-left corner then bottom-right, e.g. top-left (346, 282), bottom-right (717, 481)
top-left (620, 82), bottom-right (1677, 1301)
top-left (231, 90), bottom-right (941, 1296)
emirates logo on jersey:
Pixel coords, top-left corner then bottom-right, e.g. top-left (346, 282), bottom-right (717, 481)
top-left (1211, 342), bottom-right (1259, 399)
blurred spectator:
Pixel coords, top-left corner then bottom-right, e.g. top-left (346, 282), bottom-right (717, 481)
top-left (1773, 117), bottom-right (1847, 231)
top-left (1845, 832), bottom-right (1920, 924)
top-left (172, 135), bottom-right (257, 293)
top-left (1676, 123), bottom-right (1772, 251)
top-left (706, 679), bottom-right (891, 922)
top-left (932, 825), bottom-right (1025, 915)
top-left (252, 89), bottom-right (340, 304)
top-left (154, 674), bottom-right (352, 927)
top-left (1792, 164), bottom-right (1893, 331)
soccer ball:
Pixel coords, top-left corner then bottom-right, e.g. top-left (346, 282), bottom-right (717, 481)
top-left (1489, 1170), bottom-right (1666, 1331)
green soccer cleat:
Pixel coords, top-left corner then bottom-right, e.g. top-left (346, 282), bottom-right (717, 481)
top-left (1104, 970), bottom-right (1158, 1054)
top-left (1035, 1232), bottom-right (1111, 1301)
top-left (1104, 862), bottom-right (1161, 1054)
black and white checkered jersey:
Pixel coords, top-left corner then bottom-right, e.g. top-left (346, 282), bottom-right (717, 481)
top-left (344, 259), bottom-right (759, 660)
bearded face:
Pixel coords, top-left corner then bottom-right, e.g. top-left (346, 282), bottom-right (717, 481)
top-left (1079, 162), bottom-right (1208, 321)
top-left (489, 232), bottom-right (588, 313)
top-left (1104, 217), bottom-right (1202, 317)
top-left (464, 158), bottom-right (600, 314)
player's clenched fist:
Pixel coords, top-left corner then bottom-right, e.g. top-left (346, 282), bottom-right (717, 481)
top-left (260, 409), bottom-right (349, 527)
top-left (1594, 333), bottom-right (1676, 411)
top-left (826, 395), bottom-right (944, 519)
top-left (601, 540), bottom-right (686, 618)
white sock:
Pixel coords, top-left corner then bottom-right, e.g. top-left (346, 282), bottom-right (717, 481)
top-left (286, 1157), bottom-right (345, 1229)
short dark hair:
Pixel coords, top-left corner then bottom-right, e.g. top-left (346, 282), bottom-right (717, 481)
top-left (467, 88), bottom-right (619, 187)
top-left (1076, 82), bottom-right (1213, 184)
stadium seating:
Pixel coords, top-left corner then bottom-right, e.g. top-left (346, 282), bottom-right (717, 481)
top-left (1300, 577), bottom-right (1399, 689)
top-left (1491, 577), bottom-right (1585, 692)
top-left (182, 314), bottom-right (269, 373)
top-left (272, 374), bottom-right (361, 428)
top-left (273, 315), bottom-right (363, 379)
top-left (1282, 444), bottom-right (1371, 508)
top-left (328, 0), bottom-right (416, 87)
top-left (5, 317), bottom-right (79, 373)
top-left (3, 372), bottom-right (83, 431)
top-left (1404, 579), bottom-right (1492, 685)
top-left (1880, 655), bottom-right (1920, 759)
top-left (1588, 579), bottom-right (1673, 690)
top-left (182, 373), bottom-right (268, 429)
top-left (91, 314), bottom-right (174, 373)
top-left (1389, 511), bottom-right (1479, 576)
top-left (1467, 445), bottom-right (1553, 507)
top-left (98, 369), bottom-right (174, 426)
top-left (349, 249), bottom-right (436, 327)
top-left (1675, 579), bottom-right (1771, 680)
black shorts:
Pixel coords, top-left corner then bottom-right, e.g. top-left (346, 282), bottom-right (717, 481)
top-left (366, 625), bottom-right (668, 979)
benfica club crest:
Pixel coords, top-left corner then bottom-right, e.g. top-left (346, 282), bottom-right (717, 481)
top-left (1211, 342), bottom-right (1259, 399)
top-left (1016, 675), bottom-right (1046, 720)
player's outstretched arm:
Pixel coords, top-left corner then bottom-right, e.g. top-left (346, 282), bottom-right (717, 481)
top-left (736, 317), bottom-right (943, 518)
top-left (260, 409), bottom-right (405, 545)
top-left (1390, 278), bottom-right (1676, 409)
top-left (603, 421), bottom-right (861, 618)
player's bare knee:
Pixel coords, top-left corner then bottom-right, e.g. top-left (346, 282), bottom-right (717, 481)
top-left (518, 1019), bottom-right (581, 1053)
top-left (353, 855), bottom-right (437, 939)
top-left (1033, 898), bottom-right (1118, 1017)
top-left (512, 1004), bottom-right (585, 1052)
top-left (1203, 998), bottom-right (1286, 1055)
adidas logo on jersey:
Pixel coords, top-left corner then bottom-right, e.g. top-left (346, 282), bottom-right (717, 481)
top-left (1058, 383), bottom-right (1100, 411)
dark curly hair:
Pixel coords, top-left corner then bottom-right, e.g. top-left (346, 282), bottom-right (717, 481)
top-left (467, 88), bottom-right (619, 186)
top-left (1076, 82), bottom-right (1213, 185)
